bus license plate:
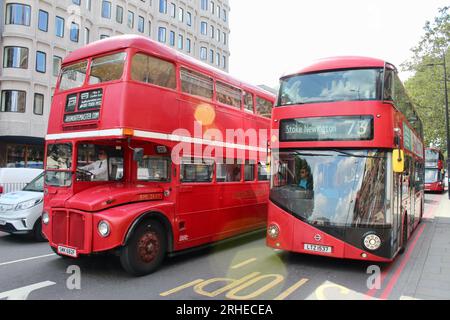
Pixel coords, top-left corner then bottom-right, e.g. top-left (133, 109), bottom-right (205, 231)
top-left (58, 246), bottom-right (78, 258)
top-left (304, 244), bottom-right (332, 254)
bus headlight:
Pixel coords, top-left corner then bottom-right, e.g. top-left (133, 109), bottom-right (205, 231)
top-left (42, 212), bottom-right (50, 225)
top-left (363, 234), bottom-right (381, 251)
top-left (268, 224), bottom-right (280, 239)
top-left (98, 221), bottom-right (111, 237)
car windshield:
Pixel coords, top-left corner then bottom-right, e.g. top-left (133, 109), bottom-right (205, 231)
top-left (270, 149), bottom-right (389, 227)
top-left (425, 168), bottom-right (439, 183)
top-left (23, 173), bottom-right (44, 192)
top-left (278, 68), bottom-right (383, 106)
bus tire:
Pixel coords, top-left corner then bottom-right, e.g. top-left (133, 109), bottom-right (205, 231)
top-left (120, 220), bottom-right (167, 277)
top-left (33, 219), bottom-right (47, 242)
top-left (399, 216), bottom-right (408, 254)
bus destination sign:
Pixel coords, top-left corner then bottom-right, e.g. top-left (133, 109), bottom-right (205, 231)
top-left (64, 111), bottom-right (100, 123)
top-left (280, 116), bottom-right (374, 142)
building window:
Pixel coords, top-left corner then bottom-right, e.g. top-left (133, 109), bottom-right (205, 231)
top-left (159, 0), bottom-right (167, 13)
top-left (178, 35), bottom-right (183, 50)
top-left (1, 90), bottom-right (26, 113)
top-left (169, 31), bottom-right (175, 46)
top-left (186, 38), bottom-right (191, 53)
top-left (86, 0), bottom-right (92, 11)
top-left (222, 55), bottom-right (227, 69)
top-left (201, 0), bottom-right (208, 11)
top-left (223, 32), bottom-right (227, 45)
top-left (138, 16), bottom-right (145, 33)
top-left (223, 9), bottom-right (227, 22)
top-left (34, 94), bottom-right (44, 115)
top-left (158, 27), bottom-right (166, 43)
top-left (36, 51), bottom-right (46, 73)
top-left (70, 22), bottom-right (79, 42)
top-left (85, 27), bottom-right (90, 45)
top-left (148, 21), bottom-right (152, 36)
top-left (178, 7), bottom-right (184, 22)
top-left (116, 6), bottom-right (124, 24)
top-left (216, 53), bottom-right (220, 66)
top-left (53, 56), bottom-right (62, 77)
top-left (55, 16), bottom-right (65, 37)
top-left (102, 1), bottom-right (112, 19)
top-left (186, 12), bottom-right (192, 26)
top-left (210, 1), bottom-right (215, 14)
top-left (127, 11), bottom-right (134, 28)
top-left (201, 21), bottom-right (207, 35)
top-left (210, 25), bottom-right (214, 39)
top-left (3, 47), bottom-right (28, 69)
top-left (200, 47), bottom-right (207, 60)
top-left (5, 144), bottom-right (44, 169)
top-left (100, 34), bottom-right (109, 40)
top-left (72, 0), bottom-right (81, 5)
top-left (5, 3), bottom-right (31, 26)
top-left (38, 10), bottom-right (49, 32)
top-left (209, 49), bottom-right (214, 63)
top-left (170, 3), bottom-right (176, 18)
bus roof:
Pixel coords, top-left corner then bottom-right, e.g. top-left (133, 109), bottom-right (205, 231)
top-left (63, 35), bottom-right (274, 99)
top-left (283, 56), bottom-right (390, 78)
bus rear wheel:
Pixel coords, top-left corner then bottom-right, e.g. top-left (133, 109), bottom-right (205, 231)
top-left (120, 220), bottom-right (167, 276)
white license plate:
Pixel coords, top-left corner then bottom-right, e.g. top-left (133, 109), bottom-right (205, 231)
top-left (57, 246), bottom-right (78, 258)
top-left (304, 244), bottom-right (333, 253)
top-left (0, 220), bottom-right (6, 226)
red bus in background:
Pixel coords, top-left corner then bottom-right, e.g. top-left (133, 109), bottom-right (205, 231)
top-left (425, 147), bottom-right (446, 193)
top-left (267, 57), bottom-right (425, 262)
top-left (43, 35), bottom-right (275, 276)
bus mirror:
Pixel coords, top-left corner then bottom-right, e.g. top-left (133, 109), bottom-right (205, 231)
top-left (393, 150), bottom-right (405, 173)
top-left (133, 148), bottom-right (144, 162)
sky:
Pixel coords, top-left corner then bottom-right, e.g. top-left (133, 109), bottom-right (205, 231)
top-left (228, 0), bottom-right (449, 88)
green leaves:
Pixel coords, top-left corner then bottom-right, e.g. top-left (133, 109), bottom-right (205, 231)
top-left (402, 6), bottom-right (449, 156)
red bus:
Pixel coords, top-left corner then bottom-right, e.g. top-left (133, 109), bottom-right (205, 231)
top-left (267, 57), bottom-right (425, 262)
top-left (425, 148), bottom-right (446, 193)
top-left (42, 35), bottom-right (275, 276)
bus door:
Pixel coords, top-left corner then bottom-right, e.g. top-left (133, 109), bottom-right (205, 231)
top-left (176, 158), bottom-right (219, 244)
top-left (414, 160), bottom-right (424, 222)
top-left (392, 172), bottom-right (403, 252)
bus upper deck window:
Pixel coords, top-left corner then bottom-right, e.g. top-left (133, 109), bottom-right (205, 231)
top-left (59, 61), bottom-right (88, 91)
top-left (89, 52), bottom-right (127, 85)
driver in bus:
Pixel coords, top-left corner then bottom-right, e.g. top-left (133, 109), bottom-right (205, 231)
top-left (80, 149), bottom-right (108, 181)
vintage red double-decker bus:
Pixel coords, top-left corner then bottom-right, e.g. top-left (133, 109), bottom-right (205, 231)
top-left (267, 57), bottom-right (425, 262)
top-left (42, 35), bottom-right (275, 276)
top-left (425, 147), bottom-right (446, 193)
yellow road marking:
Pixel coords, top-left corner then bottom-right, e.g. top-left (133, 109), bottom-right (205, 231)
top-left (193, 272), bottom-right (261, 298)
top-left (160, 279), bottom-right (204, 297)
top-left (274, 278), bottom-right (309, 300)
top-left (226, 274), bottom-right (285, 300)
top-left (231, 258), bottom-right (257, 269)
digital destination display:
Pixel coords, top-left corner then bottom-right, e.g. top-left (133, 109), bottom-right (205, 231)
top-left (280, 116), bottom-right (374, 142)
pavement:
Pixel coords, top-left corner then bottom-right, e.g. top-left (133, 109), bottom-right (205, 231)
top-left (399, 191), bottom-right (450, 300)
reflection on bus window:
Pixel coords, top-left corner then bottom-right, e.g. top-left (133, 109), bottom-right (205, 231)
top-left (180, 158), bottom-right (213, 183)
top-left (89, 52), bottom-right (126, 84)
top-left (258, 162), bottom-right (270, 181)
top-left (244, 160), bottom-right (255, 181)
top-left (216, 82), bottom-right (242, 109)
top-left (138, 157), bottom-right (170, 181)
top-left (256, 97), bottom-right (273, 118)
top-left (270, 150), bottom-right (388, 227)
top-left (278, 69), bottom-right (383, 106)
top-left (180, 68), bottom-right (213, 99)
top-left (46, 143), bottom-right (72, 169)
top-left (131, 53), bottom-right (176, 89)
top-left (244, 92), bottom-right (254, 113)
top-left (59, 61), bottom-right (88, 91)
top-left (76, 144), bottom-right (124, 182)
top-left (217, 160), bottom-right (241, 182)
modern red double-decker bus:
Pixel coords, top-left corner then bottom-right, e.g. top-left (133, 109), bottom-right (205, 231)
top-left (267, 57), bottom-right (425, 262)
top-left (42, 35), bottom-right (275, 276)
top-left (425, 147), bottom-right (446, 193)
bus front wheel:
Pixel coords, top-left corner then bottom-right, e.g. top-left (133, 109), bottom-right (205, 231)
top-left (120, 220), bottom-right (167, 276)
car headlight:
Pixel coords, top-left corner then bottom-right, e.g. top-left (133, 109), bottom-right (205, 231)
top-left (42, 212), bottom-right (50, 225)
top-left (268, 224), bottom-right (280, 239)
top-left (363, 234), bottom-right (382, 251)
top-left (98, 220), bottom-right (111, 237)
top-left (0, 203), bottom-right (15, 213)
top-left (15, 198), bottom-right (43, 211)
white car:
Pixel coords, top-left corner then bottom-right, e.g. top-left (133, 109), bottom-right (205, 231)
top-left (0, 173), bottom-right (46, 241)
top-left (0, 168), bottom-right (43, 194)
